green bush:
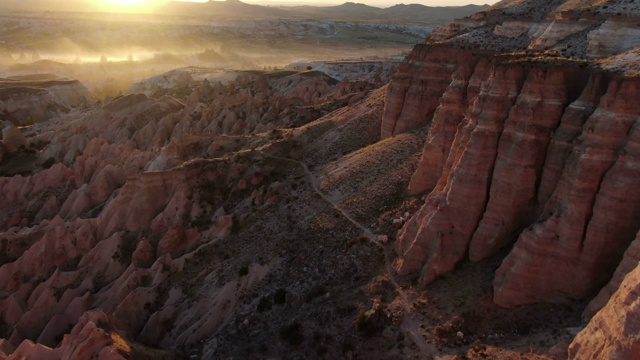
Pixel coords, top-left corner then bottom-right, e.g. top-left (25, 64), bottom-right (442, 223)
top-left (59, 255), bottom-right (83, 272)
top-left (239, 266), bottom-right (249, 276)
top-left (274, 288), bottom-right (287, 305)
top-left (257, 297), bottom-right (272, 313)
top-left (279, 321), bottom-right (304, 346)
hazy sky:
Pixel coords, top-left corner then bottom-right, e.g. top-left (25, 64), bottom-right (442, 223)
top-left (94, 0), bottom-right (495, 12)
top-left (178, 0), bottom-right (495, 7)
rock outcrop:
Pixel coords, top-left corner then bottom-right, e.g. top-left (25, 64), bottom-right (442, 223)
top-left (1, 125), bottom-right (26, 153)
top-left (0, 78), bottom-right (96, 125)
top-left (568, 259), bottom-right (640, 360)
top-left (385, 0), bottom-right (640, 356)
top-left (0, 66), bottom-right (389, 356)
top-left (391, 0), bottom-right (640, 304)
top-left (380, 46), bottom-right (476, 138)
top-left (7, 311), bottom-right (128, 360)
top-left (583, 230), bottom-right (640, 321)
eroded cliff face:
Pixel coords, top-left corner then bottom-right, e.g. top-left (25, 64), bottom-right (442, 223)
top-left (387, 0), bottom-right (640, 355)
top-left (0, 67), bottom-right (403, 358)
top-left (380, 46), bottom-right (477, 138)
top-left (568, 245), bottom-right (640, 359)
top-left (494, 77), bottom-right (640, 306)
top-left (0, 78), bottom-right (96, 125)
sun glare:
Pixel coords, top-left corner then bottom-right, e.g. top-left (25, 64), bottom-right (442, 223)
top-left (98, 0), bottom-right (153, 11)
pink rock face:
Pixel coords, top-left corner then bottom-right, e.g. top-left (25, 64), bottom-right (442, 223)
top-left (132, 240), bottom-right (155, 269)
top-left (468, 67), bottom-right (575, 262)
top-left (0, 219), bottom-right (92, 293)
top-left (0, 163), bottom-right (75, 228)
top-left (97, 170), bottom-right (190, 238)
top-left (535, 74), bottom-right (608, 207)
top-left (583, 230), bottom-right (640, 321)
top-left (392, 32), bottom-right (640, 307)
top-left (395, 61), bottom-right (525, 283)
top-left (381, 45), bottom-right (476, 138)
top-left (568, 261), bottom-right (640, 359)
top-left (212, 215), bottom-right (234, 238)
top-left (0, 79), bottom-right (96, 125)
top-left (494, 78), bottom-right (640, 306)
top-left (87, 164), bottom-right (126, 204)
top-left (7, 311), bottom-right (127, 360)
top-left (157, 226), bottom-right (188, 257)
top-left (406, 59), bottom-right (480, 195)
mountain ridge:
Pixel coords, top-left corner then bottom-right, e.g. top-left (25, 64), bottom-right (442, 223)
top-left (0, 0), bottom-right (489, 24)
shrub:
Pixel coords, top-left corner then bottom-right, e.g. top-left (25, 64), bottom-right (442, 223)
top-left (239, 266), bottom-right (249, 276)
top-left (354, 308), bottom-right (385, 337)
top-left (257, 297), bottom-right (272, 313)
top-left (117, 232), bottom-right (139, 265)
top-left (274, 288), bottom-right (287, 305)
top-left (59, 255), bottom-right (83, 272)
top-left (279, 321), bottom-right (304, 346)
top-left (305, 285), bottom-right (325, 302)
top-left (42, 158), bottom-right (55, 169)
top-left (354, 311), bottom-right (370, 334)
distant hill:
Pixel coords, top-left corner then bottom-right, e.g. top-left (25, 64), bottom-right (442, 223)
top-left (295, 2), bottom-right (490, 23)
top-left (288, 2), bottom-right (385, 19)
top-left (0, 0), bottom-right (488, 24)
top-left (155, 0), bottom-right (489, 23)
top-left (155, 0), bottom-right (285, 18)
top-left (0, 0), bottom-right (85, 12)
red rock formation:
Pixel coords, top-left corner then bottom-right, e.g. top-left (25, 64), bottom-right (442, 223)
top-left (535, 74), bottom-right (608, 207)
top-left (0, 78), bottom-right (95, 125)
top-left (7, 311), bottom-right (128, 360)
top-left (391, 6), bottom-right (640, 307)
top-left (406, 59), bottom-right (479, 195)
top-left (396, 67), bottom-right (640, 300)
top-left (395, 61), bottom-right (525, 283)
top-left (381, 45), bottom-right (476, 138)
top-left (583, 230), bottom-right (640, 321)
top-left (494, 78), bottom-right (640, 306)
top-left (468, 67), bottom-right (578, 261)
top-left (0, 163), bottom-right (75, 228)
top-left (1, 126), bottom-right (26, 153)
top-left (568, 260), bottom-right (640, 359)
top-left (97, 170), bottom-right (193, 237)
top-left (0, 67), bottom-right (389, 355)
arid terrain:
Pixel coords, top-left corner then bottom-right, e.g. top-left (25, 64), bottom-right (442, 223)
top-left (1, 0), bottom-right (640, 359)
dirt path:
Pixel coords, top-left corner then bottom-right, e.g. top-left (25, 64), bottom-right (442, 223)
top-left (260, 151), bottom-right (438, 358)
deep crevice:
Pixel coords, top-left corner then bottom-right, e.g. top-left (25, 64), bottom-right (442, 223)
top-left (466, 64), bottom-right (528, 260)
top-left (578, 115), bottom-right (637, 253)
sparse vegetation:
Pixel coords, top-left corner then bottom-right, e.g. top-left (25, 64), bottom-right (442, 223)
top-left (113, 232), bottom-right (139, 265)
top-left (257, 296), bottom-right (272, 312)
top-left (274, 288), bottom-right (287, 305)
top-left (279, 321), bottom-right (304, 346)
top-left (59, 255), bottom-right (83, 272)
top-left (238, 266), bottom-right (249, 276)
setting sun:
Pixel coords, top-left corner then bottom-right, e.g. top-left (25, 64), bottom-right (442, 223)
top-left (97, 0), bottom-right (154, 11)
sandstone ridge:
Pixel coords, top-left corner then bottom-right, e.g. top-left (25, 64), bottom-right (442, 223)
top-left (384, 0), bottom-right (640, 357)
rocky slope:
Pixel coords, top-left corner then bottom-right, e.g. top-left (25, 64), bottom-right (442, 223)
top-left (569, 230), bottom-right (640, 360)
top-left (0, 76), bottom-right (95, 126)
top-left (2, 0), bottom-right (640, 358)
top-left (384, 0), bottom-right (640, 357)
top-left (0, 67), bottom-right (443, 359)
